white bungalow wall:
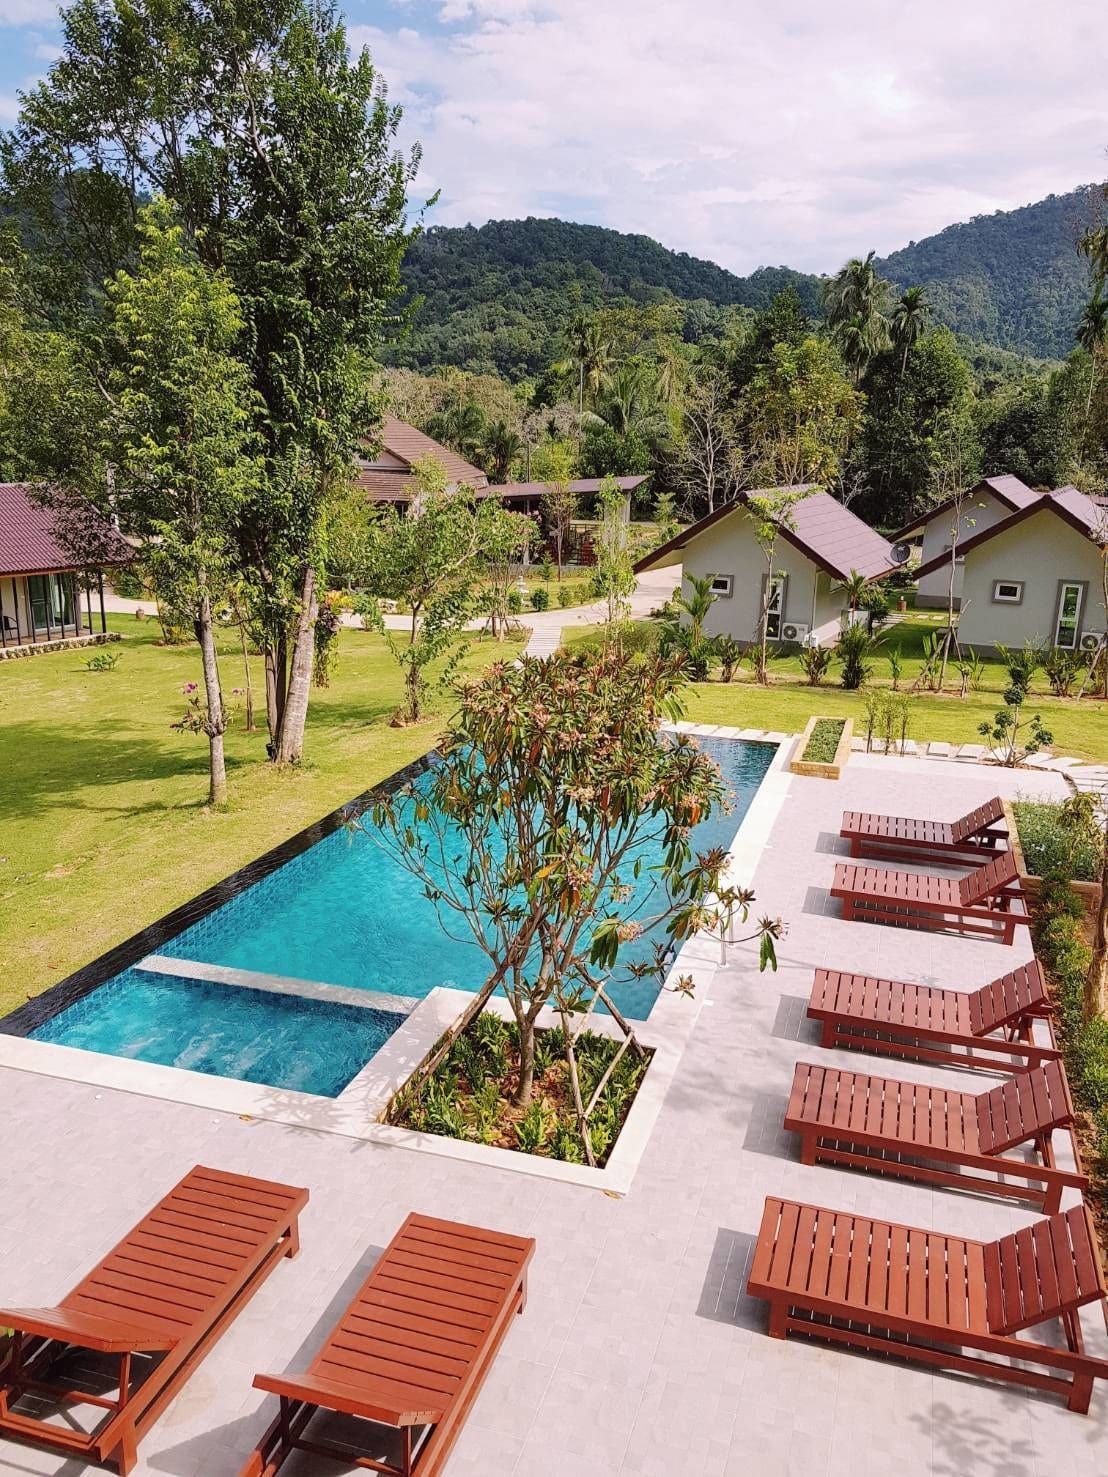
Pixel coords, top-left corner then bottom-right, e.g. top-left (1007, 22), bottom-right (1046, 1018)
top-left (957, 514), bottom-right (1107, 654)
top-left (915, 488), bottom-right (1015, 608)
top-left (679, 511), bottom-right (845, 647)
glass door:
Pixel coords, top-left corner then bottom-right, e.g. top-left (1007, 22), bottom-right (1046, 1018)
top-left (765, 576), bottom-right (785, 639)
top-left (27, 574), bottom-right (75, 631)
top-left (1054, 582), bottom-right (1084, 650)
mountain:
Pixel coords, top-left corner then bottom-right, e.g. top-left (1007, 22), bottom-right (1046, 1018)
top-left (388, 185), bottom-right (1102, 378)
top-left (876, 186), bottom-right (1100, 360)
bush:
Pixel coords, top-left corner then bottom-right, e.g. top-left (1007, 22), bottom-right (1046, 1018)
top-left (1014, 797), bottom-right (1104, 882)
top-left (507, 589), bottom-right (523, 614)
top-left (996, 639), bottom-right (1045, 691)
top-left (1042, 646), bottom-right (1084, 697)
top-left (836, 622), bottom-right (875, 689)
top-left (531, 587), bottom-right (550, 612)
top-left (799, 644), bottom-right (835, 687)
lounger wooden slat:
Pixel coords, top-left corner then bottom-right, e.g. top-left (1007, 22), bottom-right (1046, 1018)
top-left (0, 1166), bottom-right (307, 1476)
top-left (841, 796), bottom-right (1007, 862)
top-left (748, 1196), bottom-right (1108, 1411)
top-left (238, 1212), bottom-right (535, 1477)
top-left (831, 851), bottom-right (1028, 943)
top-left (784, 1058), bottom-right (1086, 1211)
top-left (808, 961), bottom-right (1057, 1071)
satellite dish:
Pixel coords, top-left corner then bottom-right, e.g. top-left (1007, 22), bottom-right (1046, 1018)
top-left (890, 541), bottom-right (913, 566)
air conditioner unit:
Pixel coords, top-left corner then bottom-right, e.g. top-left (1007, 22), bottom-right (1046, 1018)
top-left (780, 620), bottom-right (810, 643)
top-left (1079, 630), bottom-right (1106, 653)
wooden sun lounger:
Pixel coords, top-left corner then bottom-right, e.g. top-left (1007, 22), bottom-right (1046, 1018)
top-left (784, 1058), bottom-right (1086, 1212)
top-left (239, 1212), bottom-right (535, 1477)
top-left (748, 1197), bottom-right (1108, 1411)
top-left (841, 796), bottom-right (1007, 862)
top-left (831, 850), bottom-right (1028, 943)
top-left (807, 961), bottom-right (1059, 1072)
top-left (0, 1165), bottom-right (307, 1476)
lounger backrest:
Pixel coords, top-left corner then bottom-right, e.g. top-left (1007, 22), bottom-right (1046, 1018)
top-left (968, 960), bottom-right (1049, 1035)
top-left (61, 1165), bottom-right (307, 1345)
top-left (959, 849), bottom-right (1018, 906)
top-left (975, 1059), bottom-right (1074, 1154)
top-left (984, 1205), bottom-right (1106, 1335)
top-left (950, 795), bottom-right (1005, 842)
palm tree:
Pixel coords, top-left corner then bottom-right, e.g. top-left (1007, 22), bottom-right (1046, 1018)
top-left (824, 251), bottom-right (891, 382)
top-left (890, 286), bottom-right (930, 375)
top-left (481, 420), bottom-right (522, 482)
top-left (426, 401), bottom-right (486, 463)
top-left (563, 313), bottom-right (612, 413)
top-left (1080, 224), bottom-right (1108, 292)
top-left (835, 569), bottom-right (869, 612)
top-left (584, 364), bottom-right (669, 446)
top-left (1076, 294), bottom-right (1108, 420)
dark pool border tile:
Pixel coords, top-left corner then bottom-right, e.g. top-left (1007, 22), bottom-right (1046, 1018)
top-left (2, 751), bottom-right (437, 1038)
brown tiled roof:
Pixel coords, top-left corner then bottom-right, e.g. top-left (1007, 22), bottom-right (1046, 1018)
top-left (0, 482), bottom-right (131, 576)
top-left (890, 474), bottom-right (1039, 541)
top-left (912, 484), bottom-right (1107, 580)
top-left (358, 415), bottom-right (488, 495)
top-left (634, 487), bottom-right (897, 582)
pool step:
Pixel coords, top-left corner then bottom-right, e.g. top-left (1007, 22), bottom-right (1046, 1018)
top-left (137, 955), bottom-right (419, 1017)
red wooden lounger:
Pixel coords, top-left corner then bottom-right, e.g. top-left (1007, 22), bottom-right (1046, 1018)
top-left (831, 850), bottom-right (1027, 943)
top-left (841, 796), bottom-right (1007, 862)
top-left (0, 1165), bottom-right (307, 1476)
top-left (808, 961), bottom-right (1058, 1072)
top-left (239, 1212), bottom-right (535, 1477)
top-left (747, 1196), bottom-right (1108, 1411)
top-left (784, 1058), bottom-right (1086, 1212)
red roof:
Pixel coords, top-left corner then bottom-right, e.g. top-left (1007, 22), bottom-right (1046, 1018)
top-left (0, 482), bottom-right (131, 577)
top-left (912, 484), bottom-right (1107, 580)
top-left (635, 487), bottom-right (897, 582)
top-left (356, 415), bottom-right (488, 499)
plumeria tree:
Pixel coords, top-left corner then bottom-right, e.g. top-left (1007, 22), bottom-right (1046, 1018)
top-left (369, 647), bottom-right (783, 1163)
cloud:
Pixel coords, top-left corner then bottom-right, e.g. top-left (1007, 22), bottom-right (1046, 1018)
top-left (350, 0), bottom-right (1108, 274)
top-left (0, 1), bottom-right (60, 23)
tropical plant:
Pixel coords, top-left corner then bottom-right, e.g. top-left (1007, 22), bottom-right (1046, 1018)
top-left (799, 643), bottom-right (835, 686)
top-left (823, 251), bottom-right (892, 381)
top-left (481, 418), bottom-right (522, 481)
top-left (713, 634), bottom-right (743, 682)
top-left (1043, 645), bottom-right (1085, 698)
top-left (836, 621), bottom-right (876, 690)
top-left (890, 286), bottom-right (931, 375)
top-left (836, 570), bottom-right (868, 611)
top-left (660, 572), bottom-right (717, 680)
top-left (997, 640), bottom-right (1046, 691)
top-left (1075, 295), bottom-right (1108, 422)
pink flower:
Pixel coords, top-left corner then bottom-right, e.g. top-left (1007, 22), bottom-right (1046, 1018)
top-left (182, 682), bottom-right (198, 695)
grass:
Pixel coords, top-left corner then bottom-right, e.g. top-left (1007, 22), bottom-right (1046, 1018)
top-left (563, 617), bottom-right (1108, 761)
top-left (0, 613), bottom-right (523, 1015)
top-left (800, 718), bottom-right (845, 763)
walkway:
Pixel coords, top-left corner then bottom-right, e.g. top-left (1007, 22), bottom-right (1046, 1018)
top-left (1, 751), bottom-right (1103, 1476)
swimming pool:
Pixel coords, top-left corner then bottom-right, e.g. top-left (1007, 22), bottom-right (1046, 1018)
top-left (23, 736), bottom-right (775, 1087)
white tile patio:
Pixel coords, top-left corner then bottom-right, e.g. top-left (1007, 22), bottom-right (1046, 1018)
top-left (1, 751), bottom-right (1106, 1476)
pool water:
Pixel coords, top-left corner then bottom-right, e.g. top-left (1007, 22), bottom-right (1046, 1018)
top-left (30, 737), bottom-right (774, 1091)
top-left (157, 736), bottom-right (775, 1019)
top-left (33, 968), bottom-right (404, 1097)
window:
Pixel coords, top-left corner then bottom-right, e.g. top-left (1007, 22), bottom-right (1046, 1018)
top-left (765, 575), bottom-right (785, 640)
top-left (1054, 581), bottom-right (1085, 650)
top-left (709, 574), bottom-right (733, 598)
top-left (992, 580), bottom-right (1023, 604)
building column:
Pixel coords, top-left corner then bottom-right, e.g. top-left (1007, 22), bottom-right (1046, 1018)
top-left (98, 571), bottom-right (107, 634)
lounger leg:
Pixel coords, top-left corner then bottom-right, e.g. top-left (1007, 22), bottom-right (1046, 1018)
top-left (116, 1426), bottom-right (138, 1476)
top-left (516, 1271), bottom-right (528, 1314)
top-left (284, 1218), bottom-right (301, 1259)
top-left (1068, 1373), bottom-right (1093, 1414)
top-left (820, 1022), bottom-right (836, 1050)
top-left (799, 1132), bottom-right (817, 1167)
top-left (767, 1300), bottom-right (788, 1339)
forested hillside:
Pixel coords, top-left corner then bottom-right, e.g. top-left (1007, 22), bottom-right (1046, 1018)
top-left (389, 187), bottom-right (1101, 376)
top-left (877, 187), bottom-right (1100, 359)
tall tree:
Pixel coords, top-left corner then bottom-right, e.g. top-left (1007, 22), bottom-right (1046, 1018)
top-left (2, 0), bottom-right (421, 766)
top-left (98, 200), bottom-right (259, 803)
top-left (824, 252), bottom-right (892, 383)
top-left (673, 365), bottom-right (739, 516)
top-left (739, 338), bottom-right (863, 487)
top-left (1076, 295), bottom-right (1108, 422)
top-left (890, 286), bottom-right (931, 375)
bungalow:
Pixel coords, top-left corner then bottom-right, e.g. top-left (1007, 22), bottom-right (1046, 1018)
top-left (912, 483), bottom-right (1108, 657)
top-left (634, 487), bottom-right (898, 647)
top-left (892, 474), bottom-right (1041, 609)
top-left (0, 482), bottom-right (131, 654)
top-left (355, 415), bottom-right (489, 509)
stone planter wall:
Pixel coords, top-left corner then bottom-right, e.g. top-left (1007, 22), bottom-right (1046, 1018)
top-left (789, 716), bottom-right (854, 780)
top-left (1004, 799), bottom-right (1103, 938)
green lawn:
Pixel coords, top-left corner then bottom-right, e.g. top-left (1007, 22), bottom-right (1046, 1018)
top-left (565, 618), bottom-right (1108, 763)
top-left (0, 615), bottom-right (522, 1014)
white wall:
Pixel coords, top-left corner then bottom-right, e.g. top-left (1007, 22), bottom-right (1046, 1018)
top-left (957, 513), bottom-right (1106, 653)
top-left (0, 576), bottom-right (30, 641)
top-left (916, 489), bottom-right (1013, 607)
top-left (679, 507), bottom-right (839, 645)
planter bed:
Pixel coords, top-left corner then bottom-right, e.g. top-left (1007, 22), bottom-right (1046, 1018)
top-left (790, 715), bottom-right (853, 779)
top-left (387, 1010), bottom-right (653, 1167)
top-left (1006, 798), bottom-right (1103, 936)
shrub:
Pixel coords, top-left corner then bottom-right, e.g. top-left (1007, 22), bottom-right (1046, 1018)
top-left (799, 643), bottom-right (835, 687)
top-left (713, 634), bottom-right (742, 682)
top-left (557, 583), bottom-right (576, 609)
top-left (1042, 645), bottom-right (1084, 697)
top-left (1013, 796), bottom-right (1103, 882)
top-left (85, 649), bottom-right (120, 672)
top-left (836, 622), bottom-right (874, 690)
top-left (507, 588), bottom-right (523, 614)
top-left (540, 554), bottom-right (553, 583)
top-left (996, 640), bottom-right (1045, 691)
top-left (531, 586), bottom-right (550, 612)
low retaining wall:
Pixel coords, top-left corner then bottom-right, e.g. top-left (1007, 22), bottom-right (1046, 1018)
top-left (0, 631), bottom-right (121, 661)
top-left (1004, 798), bottom-right (1103, 936)
top-left (790, 716), bottom-right (854, 780)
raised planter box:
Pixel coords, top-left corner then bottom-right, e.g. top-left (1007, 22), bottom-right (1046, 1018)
top-left (1004, 799), bottom-right (1103, 936)
top-left (790, 716), bottom-right (854, 780)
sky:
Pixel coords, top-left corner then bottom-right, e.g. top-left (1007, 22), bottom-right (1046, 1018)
top-left (1, 0), bottom-right (1106, 275)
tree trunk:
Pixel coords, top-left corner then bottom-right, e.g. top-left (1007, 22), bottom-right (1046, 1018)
top-left (515, 1013), bottom-right (537, 1107)
top-left (239, 625), bottom-right (255, 732)
top-left (264, 631), bottom-right (288, 749)
top-left (1085, 843), bottom-right (1108, 1022)
top-left (275, 567), bottom-right (317, 764)
top-left (937, 548), bottom-right (957, 692)
top-left (196, 588), bottom-right (227, 807)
